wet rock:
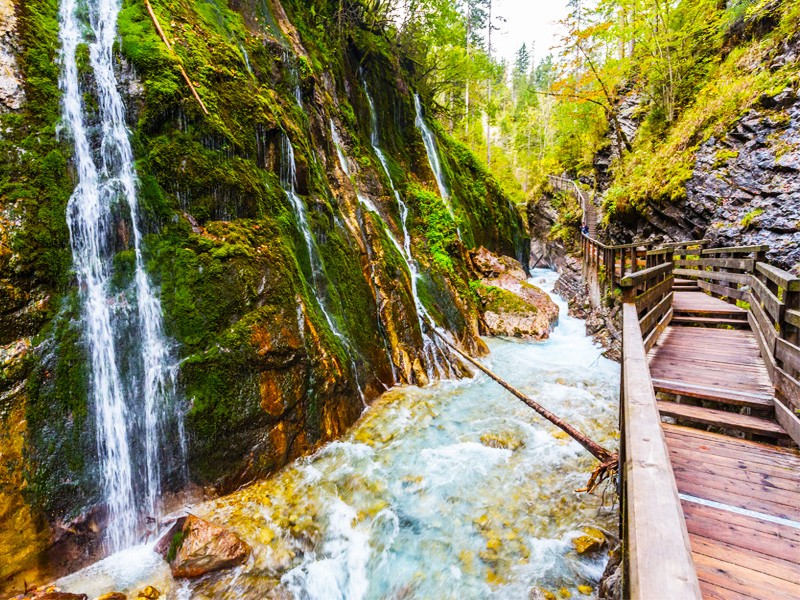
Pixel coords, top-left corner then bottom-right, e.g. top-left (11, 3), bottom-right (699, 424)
top-left (599, 547), bottom-right (622, 599)
top-left (97, 593), bottom-right (126, 600)
top-left (155, 515), bottom-right (251, 579)
top-left (0, 0), bottom-right (25, 112)
top-left (470, 246), bottom-right (528, 280)
top-left (572, 526), bottom-right (606, 554)
top-left (469, 248), bottom-right (559, 339)
top-left (136, 587), bottom-right (160, 600)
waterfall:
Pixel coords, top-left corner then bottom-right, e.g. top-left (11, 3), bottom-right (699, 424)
top-left (413, 94), bottom-right (459, 236)
top-left (329, 116), bottom-right (450, 381)
top-left (59, 0), bottom-right (184, 551)
top-left (280, 135), bottom-right (366, 400)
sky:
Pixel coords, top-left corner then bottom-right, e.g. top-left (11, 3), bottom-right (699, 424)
top-left (491, 0), bottom-right (570, 66)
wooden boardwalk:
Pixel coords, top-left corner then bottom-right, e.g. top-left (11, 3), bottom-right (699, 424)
top-left (613, 246), bottom-right (800, 600)
top-left (647, 288), bottom-right (800, 599)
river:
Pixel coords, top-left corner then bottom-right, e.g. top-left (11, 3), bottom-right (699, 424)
top-left (58, 269), bottom-right (620, 600)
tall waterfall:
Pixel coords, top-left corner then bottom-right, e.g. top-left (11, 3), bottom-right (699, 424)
top-left (413, 94), bottom-right (459, 236)
top-left (59, 0), bottom-right (183, 551)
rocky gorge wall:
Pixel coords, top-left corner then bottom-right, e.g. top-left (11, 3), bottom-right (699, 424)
top-left (0, 0), bottom-right (528, 590)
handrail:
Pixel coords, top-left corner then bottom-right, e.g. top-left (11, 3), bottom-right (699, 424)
top-left (621, 303), bottom-right (702, 599)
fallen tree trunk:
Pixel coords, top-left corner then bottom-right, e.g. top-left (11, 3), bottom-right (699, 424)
top-left (427, 324), bottom-right (618, 491)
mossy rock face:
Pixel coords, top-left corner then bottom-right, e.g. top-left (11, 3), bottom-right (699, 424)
top-left (0, 0), bottom-right (529, 585)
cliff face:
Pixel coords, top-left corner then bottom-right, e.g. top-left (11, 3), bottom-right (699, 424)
top-left (613, 92), bottom-right (800, 270)
top-left (591, 1), bottom-right (800, 272)
top-left (0, 0), bottom-right (527, 588)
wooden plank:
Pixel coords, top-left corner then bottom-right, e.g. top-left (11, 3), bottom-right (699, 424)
top-left (668, 450), bottom-right (800, 492)
top-left (640, 291), bottom-right (673, 337)
top-left (785, 308), bottom-right (800, 329)
top-left (775, 338), bottom-right (800, 374)
top-left (644, 307), bottom-right (673, 353)
top-left (663, 424), bottom-right (800, 468)
top-left (748, 311), bottom-right (777, 380)
top-left (756, 262), bottom-right (800, 292)
top-left (697, 279), bottom-right (749, 301)
top-left (747, 293), bottom-right (778, 356)
top-left (676, 257), bottom-right (755, 271)
top-left (621, 262), bottom-right (673, 289)
top-left (652, 378), bottom-right (773, 409)
top-left (657, 401), bottom-right (787, 438)
top-left (621, 303), bottom-right (702, 600)
top-left (691, 553), bottom-right (800, 600)
top-left (750, 276), bottom-right (785, 324)
top-left (774, 398), bottom-right (800, 447)
top-left (689, 535), bottom-right (800, 586)
top-left (674, 268), bottom-right (751, 285)
top-left (681, 502), bottom-right (800, 560)
top-left (635, 276), bottom-right (673, 314)
top-left (774, 367), bottom-right (800, 413)
top-left (702, 245), bottom-right (769, 256)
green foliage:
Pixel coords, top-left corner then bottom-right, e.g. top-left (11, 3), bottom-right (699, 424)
top-left (741, 208), bottom-right (764, 228)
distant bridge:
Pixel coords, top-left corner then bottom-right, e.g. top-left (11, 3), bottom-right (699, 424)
top-left (581, 235), bottom-right (800, 599)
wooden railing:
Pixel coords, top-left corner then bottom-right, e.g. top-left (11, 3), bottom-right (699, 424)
top-left (549, 175), bottom-right (597, 238)
top-left (747, 262), bottom-right (800, 441)
top-left (618, 256), bottom-right (701, 600)
top-left (580, 234), bottom-right (654, 306)
top-left (576, 233), bottom-right (800, 598)
top-left (674, 244), bottom-right (766, 302)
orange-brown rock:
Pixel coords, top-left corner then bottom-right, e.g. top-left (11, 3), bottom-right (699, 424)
top-left (156, 514), bottom-right (251, 578)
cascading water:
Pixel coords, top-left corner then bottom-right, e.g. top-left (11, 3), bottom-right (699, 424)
top-left (328, 118), bottom-right (450, 381)
top-left (59, 0), bottom-right (184, 550)
top-left (280, 135), bottom-right (366, 400)
top-left (58, 270), bottom-right (620, 599)
top-left (413, 94), bottom-right (460, 237)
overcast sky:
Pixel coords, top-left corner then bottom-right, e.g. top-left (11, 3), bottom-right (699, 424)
top-left (491, 0), bottom-right (570, 66)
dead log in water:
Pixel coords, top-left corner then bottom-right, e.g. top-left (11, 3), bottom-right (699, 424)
top-left (427, 324), bottom-right (618, 492)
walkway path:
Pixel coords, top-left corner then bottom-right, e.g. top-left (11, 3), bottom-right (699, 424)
top-left (647, 284), bottom-right (800, 599)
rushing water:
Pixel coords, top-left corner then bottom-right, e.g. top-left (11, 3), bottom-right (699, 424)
top-left (413, 94), bottom-right (459, 237)
top-left (58, 270), bottom-right (619, 599)
top-left (58, 0), bottom-right (184, 550)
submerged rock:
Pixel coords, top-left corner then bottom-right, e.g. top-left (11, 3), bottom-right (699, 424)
top-left (9, 588), bottom-right (88, 600)
top-left (155, 515), bottom-right (251, 578)
top-left (96, 593), bottom-right (126, 600)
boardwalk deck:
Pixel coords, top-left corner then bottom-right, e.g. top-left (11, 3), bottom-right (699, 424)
top-left (643, 287), bottom-right (799, 600)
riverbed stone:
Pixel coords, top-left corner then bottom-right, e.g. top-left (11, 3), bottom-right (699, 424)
top-left (572, 526), bottom-right (606, 554)
top-left (97, 593), bottom-right (126, 600)
top-left (156, 515), bottom-right (251, 578)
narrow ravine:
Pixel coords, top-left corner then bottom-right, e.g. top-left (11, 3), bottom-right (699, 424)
top-left (56, 270), bottom-right (619, 600)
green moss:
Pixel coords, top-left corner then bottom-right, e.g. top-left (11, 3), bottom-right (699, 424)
top-left (471, 281), bottom-right (538, 314)
top-left (741, 208), bottom-right (764, 228)
top-left (166, 529), bottom-right (186, 562)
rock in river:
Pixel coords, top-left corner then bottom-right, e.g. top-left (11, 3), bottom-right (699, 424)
top-left (155, 515), bottom-right (251, 578)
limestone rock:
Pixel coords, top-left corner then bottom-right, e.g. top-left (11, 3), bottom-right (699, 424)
top-left (572, 526), bottom-right (606, 555)
top-left (136, 587), bottom-right (160, 600)
top-left (156, 515), bottom-right (251, 579)
top-left (0, 0), bottom-right (24, 111)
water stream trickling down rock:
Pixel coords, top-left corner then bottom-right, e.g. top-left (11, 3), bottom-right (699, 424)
top-left (56, 270), bottom-right (620, 599)
top-left (58, 0), bottom-right (186, 551)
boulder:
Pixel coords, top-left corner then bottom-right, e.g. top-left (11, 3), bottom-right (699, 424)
top-left (97, 594), bottom-right (126, 600)
top-left (155, 515), bottom-right (251, 579)
top-left (469, 248), bottom-right (559, 340)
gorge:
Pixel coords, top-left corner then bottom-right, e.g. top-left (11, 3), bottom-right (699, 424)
top-left (2, 0), bottom-right (800, 598)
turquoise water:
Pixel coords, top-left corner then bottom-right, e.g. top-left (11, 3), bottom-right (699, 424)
top-left (59, 270), bottom-right (620, 599)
